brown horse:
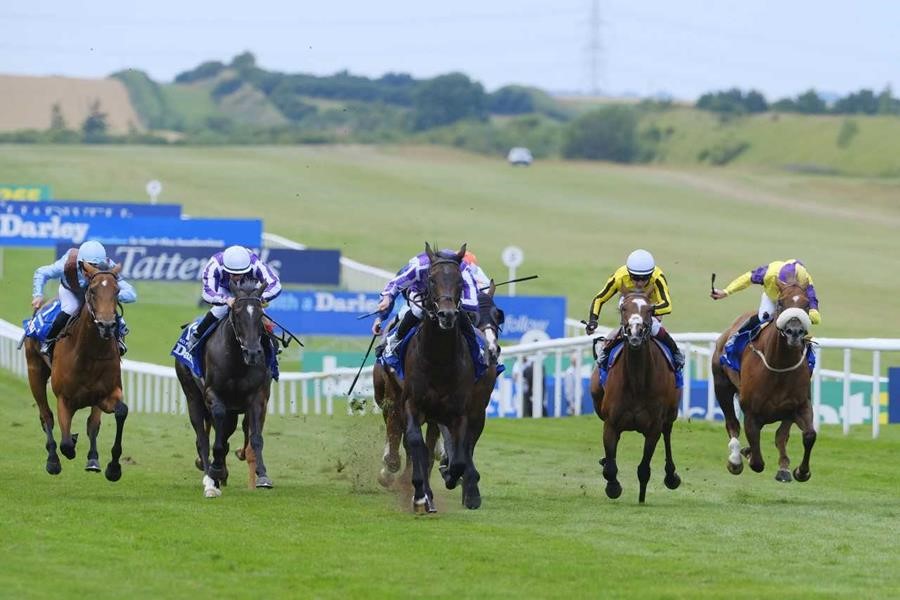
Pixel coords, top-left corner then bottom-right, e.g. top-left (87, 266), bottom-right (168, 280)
top-left (373, 279), bottom-right (501, 493)
top-left (24, 263), bottom-right (129, 480)
top-left (711, 281), bottom-right (815, 482)
top-left (589, 291), bottom-right (681, 503)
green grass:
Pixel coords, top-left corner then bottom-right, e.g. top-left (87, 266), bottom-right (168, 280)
top-left (0, 144), bottom-right (898, 372)
top-left (0, 369), bottom-right (898, 599)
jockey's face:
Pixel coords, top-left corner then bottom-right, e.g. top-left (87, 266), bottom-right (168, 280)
top-left (630, 273), bottom-right (650, 290)
top-left (228, 272), bottom-right (244, 284)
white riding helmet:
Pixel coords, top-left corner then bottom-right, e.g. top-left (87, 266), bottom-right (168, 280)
top-left (222, 245), bottom-right (252, 274)
top-left (626, 249), bottom-right (655, 277)
top-left (77, 240), bottom-right (107, 266)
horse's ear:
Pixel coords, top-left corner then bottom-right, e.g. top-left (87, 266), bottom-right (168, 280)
top-left (488, 278), bottom-right (496, 297)
top-left (111, 263), bottom-right (122, 277)
top-left (457, 243), bottom-right (467, 262)
top-left (425, 242), bottom-right (435, 261)
top-left (775, 279), bottom-right (787, 292)
top-left (82, 262), bottom-right (98, 277)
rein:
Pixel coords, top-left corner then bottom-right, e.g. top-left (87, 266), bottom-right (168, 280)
top-left (422, 257), bottom-right (463, 320)
top-left (228, 297), bottom-right (264, 351)
top-left (748, 340), bottom-right (809, 373)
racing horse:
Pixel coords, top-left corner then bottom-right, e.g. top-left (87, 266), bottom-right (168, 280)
top-left (589, 291), bottom-right (681, 503)
top-left (23, 262), bottom-right (129, 480)
top-left (711, 280), bottom-right (816, 482)
top-left (176, 280), bottom-right (273, 497)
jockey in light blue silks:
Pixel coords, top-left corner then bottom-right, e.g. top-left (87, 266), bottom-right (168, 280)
top-left (372, 248), bottom-right (481, 358)
top-left (31, 240), bottom-right (137, 356)
top-left (189, 245), bottom-right (282, 348)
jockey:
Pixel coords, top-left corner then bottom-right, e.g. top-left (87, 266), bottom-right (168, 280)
top-left (710, 259), bottom-right (820, 342)
top-left (31, 240), bottom-right (137, 356)
top-left (189, 245), bottom-right (282, 347)
top-left (463, 250), bottom-right (491, 289)
top-left (584, 249), bottom-right (684, 370)
top-left (372, 248), bottom-right (479, 358)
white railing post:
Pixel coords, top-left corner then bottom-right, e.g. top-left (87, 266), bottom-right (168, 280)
top-left (707, 341), bottom-right (716, 421)
top-left (532, 352), bottom-right (544, 419)
top-left (812, 347), bottom-right (822, 431)
top-left (553, 350), bottom-right (562, 417)
top-left (842, 348), bottom-right (852, 435)
top-left (872, 351), bottom-right (881, 439)
top-left (680, 343), bottom-right (691, 419)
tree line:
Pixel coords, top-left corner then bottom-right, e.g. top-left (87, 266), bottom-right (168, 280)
top-left (696, 87), bottom-right (900, 116)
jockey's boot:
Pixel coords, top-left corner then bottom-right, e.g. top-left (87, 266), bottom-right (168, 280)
top-left (655, 327), bottom-right (685, 371)
top-left (726, 314), bottom-right (762, 348)
top-left (40, 310), bottom-right (71, 357)
top-left (189, 311), bottom-right (218, 350)
top-left (383, 310), bottom-right (419, 358)
top-left (595, 330), bottom-right (621, 368)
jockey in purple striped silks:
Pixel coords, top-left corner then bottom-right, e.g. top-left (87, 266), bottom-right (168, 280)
top-left (189, 245), bottom-right (282, 348)
top-left (372, 249), bottom-right (480, 358)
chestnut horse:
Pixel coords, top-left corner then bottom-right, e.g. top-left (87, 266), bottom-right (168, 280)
top-left (589, 291), bottom-right (681, 503)
top-left (711, 281), bottom-right (815, 482)
top-left (24, 263), bottom-right (129, 480)
top-left (176, 281), bottom-right (272, 497)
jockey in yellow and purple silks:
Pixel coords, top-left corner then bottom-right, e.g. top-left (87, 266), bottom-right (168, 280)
top-left (584, 249), bottom-right (684, 370)
top-left (710, 259), bottom-right (820, 341)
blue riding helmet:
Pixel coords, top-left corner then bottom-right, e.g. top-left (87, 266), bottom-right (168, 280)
top-left (77, 240), bottom-right (107, 265)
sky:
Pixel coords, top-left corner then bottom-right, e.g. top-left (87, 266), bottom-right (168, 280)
top-left (2, 0), bottom-right (897, 101)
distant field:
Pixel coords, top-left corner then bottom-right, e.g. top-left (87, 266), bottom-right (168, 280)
top-left (0, 368), bottom-right (898, 599)
top-left (0, 143), bottom-right (898, 371)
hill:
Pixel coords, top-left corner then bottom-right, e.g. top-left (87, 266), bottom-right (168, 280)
top-left (0, 75), bottom-right (144, 134)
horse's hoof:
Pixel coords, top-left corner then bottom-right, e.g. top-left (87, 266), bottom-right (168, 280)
top-left (426, 495), bottom-right (437, 513)
top-left (255, 475), bottom-right (273, 489)
top-left (46, 459), bottom-right (61, 475)
top-left (599, 457), bottom-right (607, 467)
top-left (105, 463), bottom-right (122, 482)
top-left (60, 444), bottom-right (76, 460)
top-left (377, 467), bottom-right (395, 488)
top-left (749, 461), bottom-right (765, 473)
top-left (664, 473), bottom-right (682, 490)
top-left (413, 497), bottom-right (429, 515)
top-left (727, 460), bottom-right (744, 475)
top-left (85, 458), bottom-right (101, 472)
top-left (793, 467), bottom-right (811, 483)
top-left (605, 481), bottom-right (622, 499)
top-left (208, 465), bottom-right (227, 482)
top-left (204, 487), bottom-right (222, 498)
top-left (235, 448), bottom-right (246, 461)
top-left (775, 469), bottom-right (793, 483)
top-left (740, 446), bottom-right (751, 458)
top-left (194, 457), bottom-right (204, 471)
top-left (463, 494), bottom-right (482, 510)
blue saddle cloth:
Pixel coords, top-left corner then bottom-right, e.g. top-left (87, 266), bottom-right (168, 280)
top-left (599, 339), bottom-right (683, 389)
top-left (23, 300), bottom-right (128, 341)
top-left (377, 325), bottom-right (505, 382)
top-left (720, 323), bottom-right (815, 373)
top-left (171, 316), bottom-right (279, 381)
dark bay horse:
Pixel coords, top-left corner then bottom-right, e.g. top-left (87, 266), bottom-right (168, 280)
top-left (589, 291), bottom-right (681, 503)
top-left (24, 262), bottom-right (129, 480)
top-left (711, 281), bottom-right (816, 482)
top-left (373, 279), bottom-right (502, 494)
top-left (176, 281), bottom-right (273, 498)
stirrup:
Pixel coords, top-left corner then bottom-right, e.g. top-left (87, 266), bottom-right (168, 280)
top-left (40, 341), bottom-right (53, 356)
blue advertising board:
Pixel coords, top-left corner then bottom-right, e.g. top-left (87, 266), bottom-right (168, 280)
top-left (54, 243), bottom-right (340, 284)
top-left (1, 199), bottom-right (183, 247)
top-left (266, 292), bottom-right (566, 338)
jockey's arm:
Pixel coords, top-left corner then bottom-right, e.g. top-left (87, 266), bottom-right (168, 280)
top-left (722, 269), bottom-right (756, 296)
top-left (256, 261), bottom-right (282, 303)
top-left (806, 281), bottom-right (821, 324)
top-left (31, 255), bottom-right (66, 299)
top-left (382, 258), bottom-right (418, 300)
top-left (200, 257), bottom-right (229, 305)
top-left (116, 278), bottom-right (138, 303)
top-left (588, 272), bottom-right (620, 321)
top-left (650, 273), bottom-right (672, 316)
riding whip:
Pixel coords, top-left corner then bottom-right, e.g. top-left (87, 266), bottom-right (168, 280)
top-left (480, 274), bottom-right (539, 292)
top-left (346, 333), bottom-right (377, 397)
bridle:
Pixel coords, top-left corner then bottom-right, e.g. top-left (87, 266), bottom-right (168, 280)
top-left (85, 270), bottom-right (122, 337)
top-left (619, 295), bottom-right (652, 345)
top-left (228, 295), bottom-right (264, 352)
top-left (420, 257), bottom-right (463, 320)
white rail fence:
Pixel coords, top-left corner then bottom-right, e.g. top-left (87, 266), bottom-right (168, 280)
top-left (2, 317), bottom-right (896, 437)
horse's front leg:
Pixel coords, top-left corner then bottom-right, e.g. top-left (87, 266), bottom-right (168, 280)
top-left (661, 417), bottom-right (681, 491)
top-left (774, 419), bottom-right (793, 482)
top-left (713, 365), bottom-right (743, 474)
top-left (602, 422), bottom-right (622, 499)
top-left (27, 351), bottom-right (59, 475)
top-left (208, 392), bottom-right (230, 484)
top-left (792, 401), bottom-right (816, 482)
top-left (443, 412), bottom-right (468, 490)
top-left (404, 401), bottom-right (434, 514)
top-left (637, 429), bottom-right (662, 503)
top-left (85, 407), bottom-right (102, 472)
top-left (56, 397), bottom-right (77, 461)
top-left (743, 412), bottom-right (765, 473)
top-left (247, 390), bottom-right (273, 489)
top-left (104, 390), bottom-right (128, 483)
top-left (461, 408), bottom-right (486, 509)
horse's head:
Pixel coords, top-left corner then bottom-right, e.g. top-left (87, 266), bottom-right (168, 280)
top-left (82, 262), bottom-right (122, 340)
top-left (424, 242), bottom-right (465, 330)
top-left (774, 280), bottom-right (812, 348)
top-left (478, 279), bottom-right (504, 362)
top-left (619, 291), bottom-right (654, 348)
top-left (230, 280), bottom-right (266, 366)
